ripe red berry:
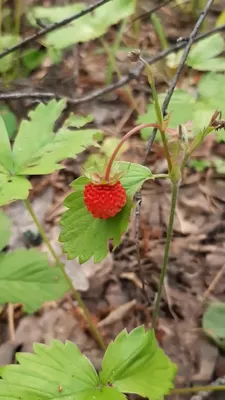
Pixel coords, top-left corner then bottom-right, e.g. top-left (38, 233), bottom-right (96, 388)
top-left (84, 181), bottom-right (126, 219)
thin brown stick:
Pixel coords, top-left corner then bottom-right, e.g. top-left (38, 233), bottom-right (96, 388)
top-left (204, 264), bottom-right (225, 298)
top-left (7, 303), bottom-right (15, 342)
top-left (129, 0), bottom-right (174, 25)
top-left (0, 25), bottom-right (224, 105)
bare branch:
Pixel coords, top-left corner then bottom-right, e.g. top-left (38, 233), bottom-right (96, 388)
top-left (145, 0), bottom-right (216, 158)
top-left (0, 0), bottom-right (111, 61)
top-left (0, 24), bottom-right (223, 105)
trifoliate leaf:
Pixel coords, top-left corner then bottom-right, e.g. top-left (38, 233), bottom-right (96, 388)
top-left (100, 326), bottom-right (177, 400)
top-left (186, 34), bottom-right (225, 71)
top-left (60, 162), bottom-right (153, 263)
top-left (13, 99), bottom-right (65, 174)
top-left (0, 175), bottom-right (32, 206)
top-left (0, 105), bottom-right (17, 139)
top-left (12, 100), bottom-right (102, 175)
top-left (0, 116), bottom-right (14, 172)
top-left (119, 162), bottom-right (153, 196)
top-left (19, 128), bottom-right (103, 175)
top-left (0, 211), bottom-right (11, 251)
top-left (27, 0), bottom-right (135, 50)
top-left (65, 113), bottom-right (94, 128)
top-left (0, 340), bottom-right (99, 399)
top-left (203, 302), bottom-right (225, 350)
top-left (0, 249), bottom-right (69, 312)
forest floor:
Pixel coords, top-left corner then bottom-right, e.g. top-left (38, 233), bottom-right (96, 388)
top-left (0, 1), bottom-right (225, 399)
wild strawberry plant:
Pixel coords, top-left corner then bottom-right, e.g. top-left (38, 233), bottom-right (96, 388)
top-left (1, 66), bottom-right (225, 399)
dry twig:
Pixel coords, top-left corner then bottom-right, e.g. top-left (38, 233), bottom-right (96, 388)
top-left (0, 25), bottom-right (224, 104)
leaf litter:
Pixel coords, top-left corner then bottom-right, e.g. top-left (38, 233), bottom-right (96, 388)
top-left (1, 1), bottom-right (225, 398)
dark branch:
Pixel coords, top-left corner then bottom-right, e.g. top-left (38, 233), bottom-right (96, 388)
top-left (0, 24), bottom-right (223, 105)
top-left (145, 0), bottom-right (216, 158)
top-left (0, 0), bottom-right (111, 61)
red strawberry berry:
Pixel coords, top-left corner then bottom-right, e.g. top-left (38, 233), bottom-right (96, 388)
top-left (84, 181), bottom-right (126, 219)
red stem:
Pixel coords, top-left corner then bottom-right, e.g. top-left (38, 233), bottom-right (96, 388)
top-left (104, 123), bottom-right (160, 181)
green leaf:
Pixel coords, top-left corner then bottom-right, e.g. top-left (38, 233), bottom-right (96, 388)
top-left (198, 72), bottom-right (225, 102)
top-left (0, 211), bottom-right (11, 252)
top-left (20, 128), bottom-right (103, 175)
top-left (0, 35), bottom-right (20, 73)
top-left (0, 106), bottom-right (17, 140)
top-left (0, 175), bottom-right (32, 206)
top-left (195, 73), bottom-right (225, 132)
top-left (137, 90), bottom-right (195, 140)
top-left (100, 326), bottom-right (177, 400)
top-left (0, 249), bottom-right (69, 312)
top-left (203, 302), bottom-right (225, 350)
top-left (27, 0), bottom-right (135, 50)
top-left (60, 162), bottom-right (153, 263)
top-left (189, 158), bottom-right (210, 172)
top-left (65, 113), bottom-right (94, 128)
top-left (12, 100), bottom-right (102, 175)
top-left (0, 339), bottom-right (99, 399)
top-left (213, 157), bottom-right (225, 174)
top-left (22, 48), bottom-right (46, 72)
top-left (186, 34), bottom-right (225, 71)
top-left (0, 116), bottom-right (14, 172)
top-left (216, 10), bottom-right (225, 27)
top-left (13, 99), bottom-right (65, 173)
top-left (189, 57), bottom-right (225, 72)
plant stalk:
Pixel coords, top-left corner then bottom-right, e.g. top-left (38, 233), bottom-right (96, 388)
top-left (152, 183), bottom-right (178, 328)
top-left (100, 37), bottom-right (139, 113)
top-left (104, 122), bottom-right (160, 181)
top-left (23, 198), bottom-right (106, 351)
top-left (172, 385), bottom-right (225, 395)
top-left (139, 56), bottom-right (172, 172)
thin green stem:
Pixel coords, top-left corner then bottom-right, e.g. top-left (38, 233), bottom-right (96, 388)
top-left (139, 56), bottom-right (172, 172)
top-left (151, 13), bottom-right (168, 50)
top-left (104, 19), bottom-right (126, 85)
top-left (160, 130), bottom-right (172, 172)
top-left (0, 0), bottom-right (3, 49)
top-left (153, 173), bottom-right (169, 179)
top-left (14, 0), bottom-right (22, 36)
top-left (152, 183), bottom-right (178, 328)
top-left (100, 37), bottom-right (139, 112)
top-left (104, 122), bottom-right (160, 181)
top-left (23, 198), bottom-right (106, 351)
top-left (172, 385), bottom-right (225, 395)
